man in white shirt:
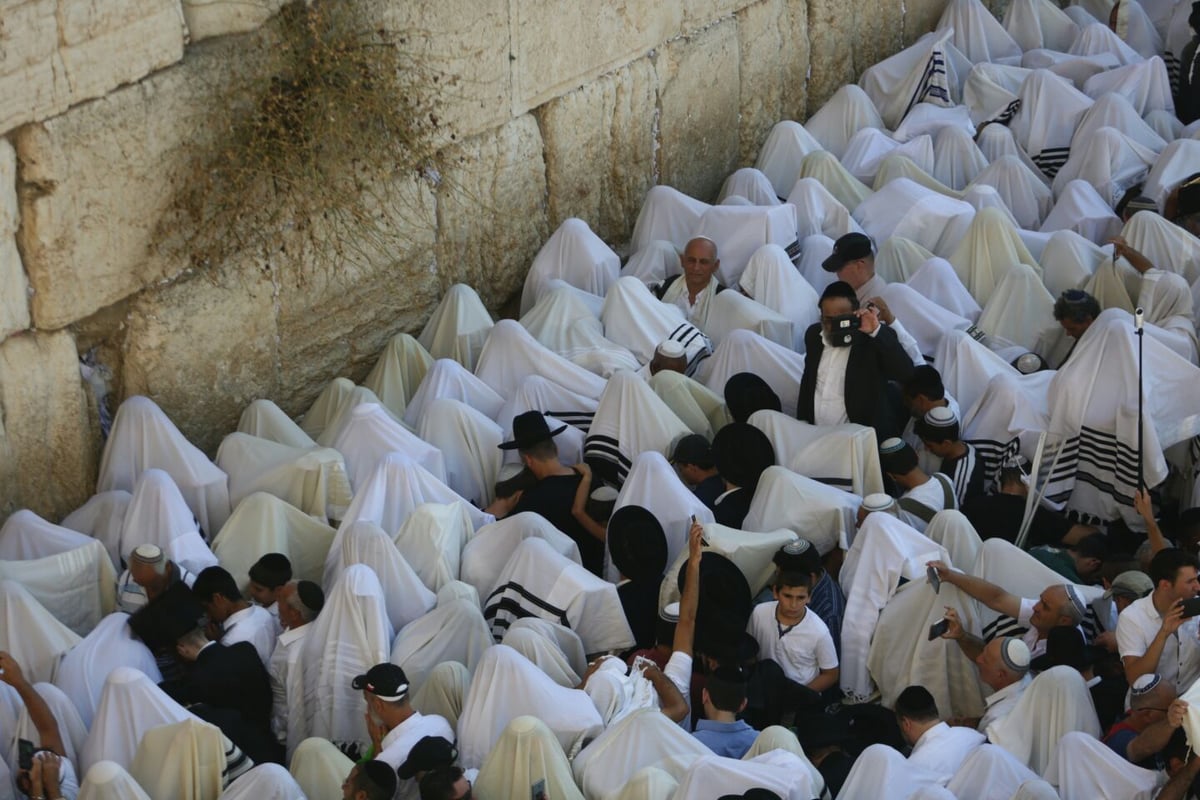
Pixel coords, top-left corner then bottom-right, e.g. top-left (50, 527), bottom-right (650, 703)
top-left (247, 553), bottom-right (292, 637)
top-left (269, 580), bottom-right (324, 746)
top-left (655, 237), bottom-right (726, 329)
top-left (879, 438), bottom-right (957, 532)
top-left (898, 685), bottom-right (985, 783)
top-left (939, 611), bottom-right (1033, 732)
top-left (192, 565), bottom-right (277, 667)
top-left (356, 663), bottom-right (455, 800)
top-left (1116, 548), bottom-right (1200, 689)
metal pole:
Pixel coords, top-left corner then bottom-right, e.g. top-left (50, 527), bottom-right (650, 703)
top-left (1135, 307), bottom-right (1144, 492)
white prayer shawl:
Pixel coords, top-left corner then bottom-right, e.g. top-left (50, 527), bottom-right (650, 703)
top-left (854, 179), bottom-right (976, 257)
top-left (299, 377), bottom-right (356, 442)
top-left (932, 125), bottom-right (988, 191)
top-left (474, 715), bottom-right (586, 800)
top-left (237, 399), bottom-right (317, 449)
top-left (703, 290), bottom-right (795, 350)
top-left (503, 628), bottom-right (579, 690)
top-left (623, 240), bottom-right (682, 288)
top-left (461, 512), bottom-right (581, 599)
top-left (520, 287), bottom-right (641, 379)
top-left (418, 283), bottom-right (494, 372)
top-left (211, 492), bottom-right (333, 599)
top-left (840, 513), bottom-right (949, 698)
top-left (608, 767), bottom-right (679, 800)
top-left (805, 84), bottom-right (888, 159)
top-left (391, 598), bottom-right (494, 692)
top-left (1144, 140), bottom-right (1200, 214)
top-left (1040, 179), bottom-right (1124, 246)
top-left (60, 490), bottom-right (132, 572)
top-left (411, 661), bottom-right (471, 729)
top-left (697, 329), bottom-right (806, 418)
top-left (120, 468), bottom-right (217, 578)
top-left (647, 366), bottom-right (734, 439)
top-left (331, 402), bottom-right (446, 492)
top-left (215, 433), bottom-right (348, 520)
top-left (1003, 0), bottom-right (1081, 51)
top-left (0, 533), bottom-right (116, 639)
top-left (630, 185), bottom-right (712, 254)
top-left (1113, 0), bottom-right (1164, 59)
top-left (1022, 47), bottom-right (1120, 88)
top-left (8, 682), bottom-right (87, 771)
top-left (986, 666), bottom-right (1101, 774)
top-left (299, 564), bottom-right (392, 750)
top-left (944, 744), bottom-right (1041, 800)
top-left (97, 395), bottom-right (231, 537)
top-left (906, 257), bottom-right (983, 321)
top-left (1069, 20), bottom-right (1144, 66)
top-left (961, 185), bottom-right (1021, 230)
top-left (693, 203), bottom-right (800, 288)
top-left (130, 717), bottom-right (226, 800)
top-left (1083, 56), bottom-right (1176, 115)
top-left (457, 646), bottom-right (604, 769)
top-left (1074, 92), bottom-right (1167, 156)
top-left (318, 384), bottom-right (411, 450)
top-left (78, 761), bottom-right (152, 800)
top-left (874, 153), bottom-right (962, 199)
top-left (436, 579), bottom-right (479, 609)
top-left (968, 155), bottom-right (1054, 230)
top-left (1012, 779), bottom-right (1062, 800)
top-left (961, 370), bottom-right (1053, 478)
top-left (743, 466), bottom-right (858, 557)
top-left (1011, 69), bottom-right (1095, 179)
top-left (875, 237), bottom-right (936, 284)
top-left (859, 31), bottom-right (959, 132)
top-left (1052, 126), bottom-right (1157, 208)
top-left (933, 329), bottom-right (1021, 425)
top-left (880, 283), bottom-right (974, 358)
top-left (1139, 270), bottom-right (1199, 363)
top-left (484, 537), bottom-right (634, 653)
top-left (54, 612), bottom-right (160, 729)
top-left (583, 370), bottom-right (691, 487)
top-left (948, 206), bottom-right (1041, 306)
top-left (962, 63), bottom-right (1029, 128)
top-left (894, 103), bottom-right (977, 146)
top-left (288, 738), bottom-right (353, 800)
top-left (582, 659), bottom-right (657, 726)
top-left (1164, 0), bottom-right (1193, 57)
top-left (415, 399), bottom-right (503, 507)
top-left (219, 763), bottom-right (305, 800)
top-left (977, 264), bottom-right (1056, 351)
top-left (331, 521), bottom-right (435, 630)
top-left (782, 183), bottom-right (859, 256)
top-left (0, 510), bottom-right (94, 562)
top-left (401, 357), bottom-right (505, 429)
top-left (390, 501), bottom-right (474, 593)
top-left (1182, 677), bottom-right (1200, 755)
top-left (1121, 209), bottom-right (1200, 286)
top-left (749, 411), bottom-right (885, 498)
top-left (938, 0), bottom-right (1024, 65)
top-left (1041, 229), bottom-right (1105, 297)
top-left (81, 666), bottom-right (193, 772)
top-left (975, 123), bottom-right (1050, 188)
top-left (520, 217), bottom-right (621, 316)
top-left (676, 752), bottom-right (817, 800)
top-left (0, 581), bottom-right (80, 684)
top-left (796, 150), bottom-right (875, 212)
top-left (842, 129), bottom-right (934, 186)
top-left (598, 278), bottom-right (712, 376)
top-left (796, 234), bottom-right (838, 296)
top-left (1043, 729), bottom-right (1163, 800)
top-left (755, 120), bottom-right (825, 199)
top-left (834, 744), bottom-right (941, 800)
top-left (497, 374), bottom-right (599, 441)
top-left (476, 319), bottom-right (608, 399)
top-left (738, 244), bottom-right (821, 352)
top-left (741, 727), bottom-right (826, 792)
top-left (718, 168), bottom-right (782, 205)
top-left (362, 332), bottom-right (433, 419)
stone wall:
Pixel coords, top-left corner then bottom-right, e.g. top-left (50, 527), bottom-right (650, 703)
top-left (0, 0), bottom-right (952, 521)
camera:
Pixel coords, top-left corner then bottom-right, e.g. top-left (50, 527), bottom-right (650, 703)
top-left (827, 313), bottom-right (860, 347)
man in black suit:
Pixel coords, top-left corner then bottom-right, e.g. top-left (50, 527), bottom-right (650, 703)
top-left (796, 281), bottom-right (914, 439)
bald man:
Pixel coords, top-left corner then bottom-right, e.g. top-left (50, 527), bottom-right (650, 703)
top-left (655, 237), bottom-right (727, 329)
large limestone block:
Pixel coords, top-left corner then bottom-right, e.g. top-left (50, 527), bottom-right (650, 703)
top-left (436, 115), bottom-right (550, 311)
top-left (656, 21), bottom-right (741, 203)
top-left (537, 59), bottom-right (657, 245)
top-left (681, 0), bottom-right (761, 31)
top-left (853, 0), bottom-right (905, 77)
top-left (0, 140), bottom-right (30, 339)
top-left (804, 0), bottom-right (858, 111)
top-left (275, 174), bottom-right (440, 416)
top-left (122, 257), bottom-right (279, 455)
top-left (0, 330), bottom-right (96, 519)
top-left (182, 0), bottom-right (287, 40)
top-left (0, 0), bottom-right (185, 135)
top-left (737, 0), bottom-right (810, 165)
top-left (512, 0), bottom-right (682, 114)
top-left (904, 0), bottom-right (948, 44)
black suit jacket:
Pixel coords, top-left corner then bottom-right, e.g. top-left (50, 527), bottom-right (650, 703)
top-left (161, 641), bottom-right (273, 732)
top-left (796, 323), bottom-right (915, 438)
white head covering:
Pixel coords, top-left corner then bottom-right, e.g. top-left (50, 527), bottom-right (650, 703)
top-left (692, 204), bottom-right (800, 288)
top-left (299, 377), bottom-right (355, 442)
top-left (0, 510), bottom-right (93, 562)
top-left (975, 122), bottom-right (1049, 187)
top-left (78, 761), bottom-right (151, 800)
top-left (859, 31), bottom-right (958, 131)
top-left (623, 241), bottom-right (682, 288)
top-left (130, 717), bottom-right (226, 800)
top-left (1040, 229), bottom-right (1105, 298)
top-left (401, 357), bottom-right (504, 429)
top-left (415, 399), bottom-right (503, 507)
top-left (1011, 69), bottom-right (1094, 179)
top-left (211, 492), bottom-right (333, 597)
top-left (932, 125), bottom-right (988, 191)
top-left (521, 286), bottom-right (641, 378)
top-left (947, 206), bottom-right (1040, 305)
top-left (1143, 140), bottom-right (1200, 214)
top-left (392, 501), bottom-right (475, 593)
top-left (299, 563), bottom-right (392, 750)
top-left (738, 244), bottom-right (821, 352)
top-left (1043, 730), bottom-right (1161, 800)
top-left (1139, 270), bottom-right (1198, 362)
top-left (674, 751), bottom-right (818, 800)
top-left (331, 402), bottom-right (445, 491)
top-left (968, 155), bottom-right (1054, 230)
top-left (855, 179), bottom-right (976, 257)
top-left (874, 152), bottom-right (960, 198)
top-left (784, 178), bottom-right (863, 242)
top-left (959, 184), bottom-right (1020, 229)
top-left (1121, 210), bottom-right (1200, 285)
top-left (474, 715), bottom-right (586, 800)
top-left (119, 468), bottom-right (216, 578)
top-left (987, 665), bottom-right (1102, 773)
top-left (1039, 179), bottom-right (1123, 245)
top-left (81, 666), bottom-right (193, 772)
top-left (648, 369), bottom-right (732, 439)
top-left (287, 737), bottom-right (353, 800)
top-left (795, 234), bottom-right (837, 295)
top-left (1084, 56), bottom-right (1175, 117)
top-left (390, 598), bottom-right (493, 692)
top-left (937, 0), bottom-right (1023, 64)
top-left (0, 581), bottom-right (80, 684)
top-left (60, 490), bottom-right (133, 572)
top-left (97, 396), bottom-right (231, 537)
top-left (54, 611), bottom-right (160, 729)
top-left (630, 185), bottom-right (711, 254)
top-left (1112, 0), bottom-right (1164, 57)
top-left (933, 328), bottom-right (1021, 417)
top-left (894, 102), bottom-right (977, 146)
top-left (749, 410), bottom-right (885, 498)
top-left (1074, 92), bottom-right (1167, 158)
top-left (457, 646), bottom-right (604, 769)
top-left (215, 433), bottom-right (348, 521)
top-left (333, 521), bottom-right (435, 631)
top-left (361, 332), bottom-right (434, 420)
top-left (796, 150), bottom-right (874, 212)
top-left (804, 84), bottom-right (886, 159)
top-left (520, 217), bottom-right (620, 316)
top-left (573, 708), bottom-right (711, 799)
top-left (1002, 0), bottom-right (1080, 51)
top-left (0, 534), bottom-right (116, 638)
top-left (742, 466), bottom-right (857, 557)
top-left (1052, 126), bottom-right (1157, 208)
top-left (977, 264), bottom-right (1056, 351)
top-left (417, 284), bottom-right (494, 372)
top-left (905, 257), bottom-right (983, 321)
top-left (874, 237), bottom-right (934, 284)
top-left (841, 129), bottom-right (930, 186)
top-left (317, 384), bottom-right (409, 451)
top-left (961, 369), bottom-right (1052, 481)
top-left (8, 681), bottom-right (87, 770)
top-left (698, 329), bottom-right (806, 418)
top-left (755, 121), bottom-right (824, 199)
top-left (962, 62), bottom-right (1029, 128)
top-left (610, 767), bottom-right (680, 800)
top-left (508, 618), bottom-right (587, 677)
top-left (703, 291), bottom-right (794, 350)
top-left (879, 283), bottom-right (973, 358)
top-left (501, 626), bottom-right (580, 688)
top-left (219, 763), bottom-right (306, 800)
top-left (717, 168), bottom-right (782, 206)
top-left (597, 278), bottom-right (713, 376)
top-left (461, 512), bottom-right (582, 599)
top-left (496, 375), bottom-right (598, 447)
top-left (476, 319), bottom-right (607, 399)
top-left (410, 661), bottom-right (472, 730)
top-left (834, 743), bottom-right (941, 800)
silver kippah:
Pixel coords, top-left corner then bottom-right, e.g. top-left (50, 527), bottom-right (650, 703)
top-left (1000, 637), bottom-right (1031, 673)
top-left (660, 602), bottom-right (681, 623)
top-left (1015, 353), bottom-right (1043, 374)
top-left (131, 544), bottom-right (164, 565)
top-left (862, 493), bottom-right (897, 512)
top-left (880, 437), bottom-right (905, 453)
top-left (1131, 673), bottom-right (1161, 695)
top-left (924, 406), bottom-right (958, 427)
top-left (782, 539), bottom-right (812, 555)
top-left (656, 340), bottom-right (686, 359)
top-left (1063, 584), bottom-right (1087, 619)
top-left (590, 486), bottom-right (619, 502)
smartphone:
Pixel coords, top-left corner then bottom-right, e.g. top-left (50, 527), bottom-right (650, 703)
top-left (531, 779), bottom-right (547, 800)
top-left (18, 739), bottom-right (34, 771)
top-left (928, 618), bottom-right (950, 641)
top-left (1180, 597), bottom-right (1200, 619)
top-left (927, 565), bottom-right (941, 594)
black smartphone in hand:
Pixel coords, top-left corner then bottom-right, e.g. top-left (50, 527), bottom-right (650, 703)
top-left (928, 618), bottom-right (950, 641)
top-left (1180, 597), bottom-right (1200, 619)
top-left (18, 739), bottom-right (34, 771)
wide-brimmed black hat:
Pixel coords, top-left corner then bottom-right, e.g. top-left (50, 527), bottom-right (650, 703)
top-left (608, 506), bottom-right (669, 584)
top-left (678, 551), bottom-right (753, 656)
top-left (724, 373), bottom-right (782, 424)
top-left (1030, 625), bottom-right (1098, 673)
top-left (712, 423), bottom-right (775, 490)
top-left (499, 410), bottom-right (568, 451)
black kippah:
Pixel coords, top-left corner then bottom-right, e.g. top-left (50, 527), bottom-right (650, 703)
top-left (297, 580), bottom-right (325, 614)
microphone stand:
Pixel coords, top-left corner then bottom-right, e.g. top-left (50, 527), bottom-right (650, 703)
top-left (1134, 307), bottom-right (1144, 493)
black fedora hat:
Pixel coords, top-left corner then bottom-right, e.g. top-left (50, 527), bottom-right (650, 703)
top-left (499, 410), bottom-right (568, 451)
top-left (607, 506), bottom-right (669, 584)
top-left (678, 550), bottom-right (753, 655)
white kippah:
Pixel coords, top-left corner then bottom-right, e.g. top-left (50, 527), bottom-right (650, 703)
top-left (1131, 673), bottom-right (1162, 695)
top-left (1063, 584), bottom-right (1087, 619)
top-left (782, 539), bottom-right (812, 555)
top-left (656, 340), bottom-right (686, 359)
top-left (660, 602), bottom-right (681, 623)
top-left (590, 486), bottom-right (619, 502)
top-left (924, 405), bottom-right (958, 427)
top-left (131, 544), bottom-right (164, 564)
top-left (879, 437), bottom-right (905, 453)
top-left (1000, 637), bottom-right (1031, 673)
top-left (862, 493), bottom-right (897, 512)
top-left (1015, 353), bottom-right (1043, 374)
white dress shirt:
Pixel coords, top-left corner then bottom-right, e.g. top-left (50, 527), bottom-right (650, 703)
top-left (377, 710), bottom-right (456, 800)
top-left (268, 623), bottom-right (310, 743)
top-left (979, 673), bottom-right (1032, 734)
top-left (907, 721), bottom-right (985, 783)
top-left (222, 604), bottom-right (277, 666)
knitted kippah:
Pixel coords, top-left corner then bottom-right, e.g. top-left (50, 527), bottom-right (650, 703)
top-left (1000, 637), bottom-right (1031, 673)
top-left (924, 405), bottom-right (958, 427)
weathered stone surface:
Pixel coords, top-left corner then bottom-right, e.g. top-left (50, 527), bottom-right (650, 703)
top-left (737, 0), bottom-right (810, 165)
top-left (122, 256), bottom-right (279, 456)
top-left (537, 59), bottom-right (657, 246)
top-left (0, 330), bottom-right (96, 519)
top-left (182, 0), bottom-right (287, 41)
top-left (802, 0), bottom-right (856, 114)
top-left (0, 140), bottom-right (30, 339)
top-left (656, 21), bottom-right (741, 203)
top-left (904, 0), bottom-right (948, 44)
top-left (436, 114), bottom-right (550, 312)
top-left (854, 0), bottom-right (905, 78)
top-left (681, 0), bottom-right (761, 32)
top-left (0, 0), bottom-right (185, 135)
top-left (512, 0), bottom-right (681, 114)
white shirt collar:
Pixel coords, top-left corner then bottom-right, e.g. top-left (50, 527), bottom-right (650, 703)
top-left (381, 710), bottom-right (423, 749)
top-left (985, 673), bottom-right (1031, 708)
top-left (225, 605), bottom-right (255, 627)
top-left (278, 622), bottom-right (309, 648)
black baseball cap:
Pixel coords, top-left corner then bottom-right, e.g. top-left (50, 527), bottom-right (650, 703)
top-left (398, 736), bottom-right (458, 779)
top-left (351, 663), bottom-right (410, 701)
top-left (822, 232), bottom-right (873, 272)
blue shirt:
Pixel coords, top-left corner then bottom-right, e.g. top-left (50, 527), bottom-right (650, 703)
top-left (692, 719), bottom-right (759, 758)
top-left (808, 571), bottom-right (845, 658)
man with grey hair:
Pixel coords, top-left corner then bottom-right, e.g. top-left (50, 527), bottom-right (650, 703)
top-left (655, 236), bottom-right (727, 329)
top-left (116, 543), bottom-right (195, 614)
top-left (269, 579), bottom-right (325, 747)
top-left (938, 622), bottom-right (1033, 732)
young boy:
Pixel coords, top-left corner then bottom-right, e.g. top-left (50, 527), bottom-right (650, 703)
top-left (913, 406), bottom-right (985, 507)
top-left (247, 553), bottom-right (292, 634)
top-left (693, 664), bottom-right (758, 758)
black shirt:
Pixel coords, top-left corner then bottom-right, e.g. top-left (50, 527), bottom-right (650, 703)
top-left (961, 492), bottom-right (1072, 547)
top-left (618, 580), bottom-right (660, 651)
top-left (713, 487), bottom-right (752, 529)
top-left (693, 474), bottom-right (726, 509)
top-left (513, 473), bottom-right (605, 576)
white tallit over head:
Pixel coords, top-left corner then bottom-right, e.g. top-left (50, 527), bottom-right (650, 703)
top-left (755, 120), bottom-right (825, 199)
top-left (521, 286), bottom-right (640, 378)
top-left (362, 332), bottom-right (433, 420)
top-left (215, 432), bottom-right (348, 520)
top-left (631, 185), bottom-right (711, 254)
top-left (961, 370), bottom-right (1052, 477)
top-left (130, 717), bottom-right (226, 800)
top-left (0, 537), bottom-right (115, 639)
top-left (1042, 729), bottom-right (1163, 800)
top-left (797, 150), bottom-right (874, 212)
top-left (501, 624), bottom-right (581, 688)
top-left (894, 103), bottom-right (977, 146)
top-left (120, 468), bottom-right (217, 577)
top-left (739, 243), bottom-right (821, 351)
top-left (804, 84), bottom-right (887, 159)
top-left (0, 581), bottom-right (80, 684)
top-left (78, 761), bottom-right (151, 800)
top-left (933, 328), bottom-right (1020, 422)
top-left (1139, 270), bottom-right (1198, 362)
top-left (718, 168), bottom-right (782, 206)
top-left (497, 376), bottom-right (598, 453)
top-left (698, 329), bottom-right (806, 418)
top-left (1052, 126), bottom-right (1157, 208)
top-left (1040, 229), bottom-right (1105, 298)
top-left (390, 598), bottom-right (493, 692)
top-left (415, 399), bottom-right (503, 508)
top-left (975, 123), bottom-right (1049, 188)
top-left (960, 185), bottom-right (1020, 230)
top-left (61, 490), bottom-right (132, 572)
top-left (880, 283), bottom-right (974, 358)
top-left (875, 237), bottom-right (935, 284)
top-left (785, 178), bottom-right (863, 242)
top-left (520, 217), bottom-right (620, 316)
top-left (742, 727), bottom-right (826, 792)
top-left (692, 203), bottom-right (800, 288)
top-left (874, 152), bottom-right (961, 198)
top-left (648, 369), bottom-right (731, 439)
top-left (962, 62), bottom-right (1029, 128)
top-left (703, 290), bottom-right (794, 350)
top-left (461, 512), bottom-right (582, 599)
top-left (1070, 19), bottom-right (1143, 65)
top-left (0, 510), bottom-right (93, 561)
top-left (476, 319), bottom-right (608, 399)
top-left (1083, 55), bottom-right (1176, 116)
top-left (1011, 69), bottom-right (1095, 180)
top-left (299, 563), bottom-right (393, 749)
top-left (54, 611), bottom-right (160, 729)
top-left (212, 491), bottom-right (333, 595)
top-left (834, 743), bottom-right (941, 800)
top-left (977, 264), bottom-right (1056, 351)
top-left (742, 466), bottom-right (856, 557)
top-left (1040, 179), bottom-right (1123, 245)
top-left (401, 357), bottom-right (504, 429)
top-left (219, 764), bottom-right (306, 800)
top-left (332, 520), bottom-right (435, 631)
top-left (583, 370), bottom-right (692, 487)
top-left (623, 241), bottom-right (682, 288)
top-left (1074, 91), bottom-right (1167, 157)
top-left (598, 277), bottom-right (712, 375)
top-left (508, 617), bottom-right (587, 677)
top-left (316, 385), bottom-right (410, 452)
top-left (299, 377), bottom-right (356, 442)
top-left (985, 665), bottom-right (1102, 773)
top-left (1143, 140), bottom-right (1200, 214)
top-left (945, 743), bottom-right (1041, 800)
top-left (859, 30), bottom-right (959, 132)
top-left (97, 395), bottom-right (231, 538)
top-left (287, 737), bottom-right (353, 800)
top-left (841, 128), bottom-right (932, 186)
top-left (474, 716), bottom-right (586, 800)
top-left (937, 0), bottom-right (1024, 65)
top-left (410, 661), bottom-right (472, 730)
top-left (1002, 0), bottom-right (1080, 51)
top-left (906, 256), bottom-right (982, 321)
top-left (674, 751), bottom-right (817, 800)
top-left (1112, 0), bottom-right (1164, 58)
top-left (8, 681), bottom-right (87, 770)
top-left (796, 234), bottom-right (837, 295)
top-left (81, 666), bottom-right (193, 772)
top-left (331, 402), bottom-right (445, 491)
top-left (932, 125), bottom-right (988, 191)
top-left (968, 155), bottom-right (1054, 230)
top-left (1121, 209), bottom-right (1200, 285)
top-left (457, 646), bottom-right (604, 769)
top-left (610, 767), bottom-right (680, 800)
top-left (947, 206), bottom-right (1040, 306)
top-left (392, 501), bottom-right (474, 593)
top-left (573, 708), bottom-right (711, 800)
top-left (749, 410), bottom-right (885, 498)
top-left (854, 179), bottom-right (976, 257)
top-left (417, 283), bottom-right (494, 372)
